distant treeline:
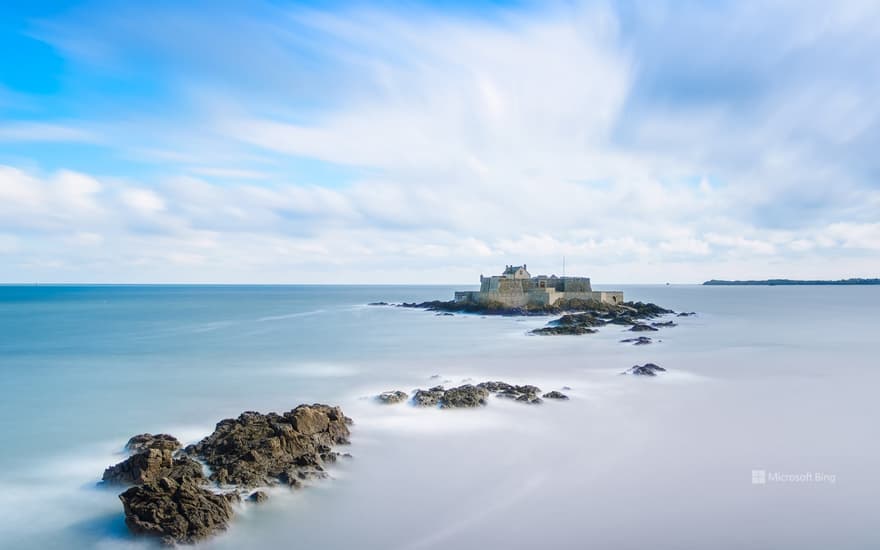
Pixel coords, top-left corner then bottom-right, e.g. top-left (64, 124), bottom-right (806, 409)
top-left (703, 278), bottom-right (880, 286)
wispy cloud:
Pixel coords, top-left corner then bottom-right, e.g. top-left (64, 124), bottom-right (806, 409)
top-left (0, 0), bottom-right (878, 282)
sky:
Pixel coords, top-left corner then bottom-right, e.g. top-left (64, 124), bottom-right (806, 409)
top-left (0, 0), bottom-right (878, 284)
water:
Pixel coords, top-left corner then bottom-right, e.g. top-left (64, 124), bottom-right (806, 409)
top-left (0, 284), bottom-right (877, 549)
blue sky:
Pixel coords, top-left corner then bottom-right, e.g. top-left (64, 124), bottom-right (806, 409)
top-left (1, 0), bottom-right (878, 283)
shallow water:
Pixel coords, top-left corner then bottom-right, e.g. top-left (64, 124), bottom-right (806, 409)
top-left (0, 284), bottom-right (877, 549)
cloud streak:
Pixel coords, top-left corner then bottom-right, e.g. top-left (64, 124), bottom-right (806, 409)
top-left (0, 0), bottom-right (878, 282)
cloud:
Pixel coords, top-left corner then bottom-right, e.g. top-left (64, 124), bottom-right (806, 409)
top-left (0, 1), bottom-right (878, 282)
top-left (0, 122), bottom-right (96, 143)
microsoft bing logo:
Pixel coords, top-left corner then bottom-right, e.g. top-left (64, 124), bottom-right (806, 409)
top-left (751, 469), bottom-right (766, 484)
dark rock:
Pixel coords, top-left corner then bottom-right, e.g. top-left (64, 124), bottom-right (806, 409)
top-left (119, 476), bottom-right (233, 546)
top-left (629, 324), bottom-right (659, 332)
top-left (677, 311), bottom-right (696, 317)
top-left (436, 312), bottom-right (454, 316)
top-left (622, 363), bottom-right (667, 376)
top-left (553, 313), bottom-right (607, 327)
top-left (412, 387), bottom-right (444, 407)
top-left (515, 393), bottom-right (543, 405)
top-left (376, 390), bottom-right (408, 404)
top-left (651, 320), bottom-right (676, 327)
top-left (248, 490), bottom-right (269, 503)
top-left (440, 385), bottom-right (489, 408)
top-left (367, 301), bottom-right (389, 306)
top-left (185, 404), bottom-right (351, 489)
top-left (126, 434), bottom-right (181, 454)
top-left (620, 336), bottom-right (653, 345)
top-left (531, 325), bottom-right (598, 335)
top-left (495, 384), bottom-right (543, 404)
top-left (476, 381), bottom-right (515, 393)
top-left (542, 391), bottom-right (569, 400)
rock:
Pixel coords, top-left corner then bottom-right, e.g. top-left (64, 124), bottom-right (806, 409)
top-left (677, 311), bottom-right (696, 317)
top-left (629, 323), bottom-right (659, 332)
top-left (125, 434), bottom-right (181, 454)
top-left (620, 336), bottom-right (653, 345)
top-left (248, 490), bottom-right (269, 503)
top-left (119, 476), bottom-right (233, 545)
top-left (553, 313), bottom-right (607, 327)
top-left (367, 301), bottom-right (389, 306)
top-left (412, 386), bottom-right (445, 407)
top-left (103, 449), bottom-right (173, 485)
top-left (376, 390), bottom-right (408, 404)
top-left (185, 404), bottom-right (351, 488)
top-left (531, 325), bottom-right (598, 335)
top-left (652, 320), bottom-right (676, 327)
top-left (476, 381), bottom-right (515, 393)
top-left (561, 386), bottom-right (572, 390)
top-left (435, 312), bottom-right (454, 316)
top-left (440, 385), bottom-right (489, 408)
top-left (515, 393), bottom-right (543, 405)
top-left (622, 363), bottom-right (667, 376)
top-left (542, 391), bottom-right (569, 400)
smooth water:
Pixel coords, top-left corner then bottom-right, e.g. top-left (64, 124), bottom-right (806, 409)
top-left (0, 285), bottom-right (877, 549)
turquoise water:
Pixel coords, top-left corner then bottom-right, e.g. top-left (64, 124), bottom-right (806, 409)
top-left (0, 285), bottom-right (877, 549)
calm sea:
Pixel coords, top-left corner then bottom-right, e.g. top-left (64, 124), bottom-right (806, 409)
top-left (0, 284), bottom-right (876, 549)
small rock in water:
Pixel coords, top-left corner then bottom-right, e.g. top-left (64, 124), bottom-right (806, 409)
top-left (652, 320), bottom-right (676, 327)
top-left (622, 363), bottom-right (667, 376)
top-left (561, 386), bottom-right (572, 390)
top-left (620, 336), bottom-right (653, 345)
top-left (677, 311), bottom-right (696, 317)
top-left (441, 384), bottom-right (489, 408)
top-left (542, 391), bottom-right (569, 400)
top-left (412, 387), bottom-right (445, 407)
top-left (629, 323), bottom-right (659, 332)
top-left (376, 390), bottom-right (408, 404)
top-left (248, 490), bottom-right (269, 503)
top-left (367, 301), bottom-right (389, 306)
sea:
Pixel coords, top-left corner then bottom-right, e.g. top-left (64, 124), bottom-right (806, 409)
top-left (0, 284), bottom-right (876, 549)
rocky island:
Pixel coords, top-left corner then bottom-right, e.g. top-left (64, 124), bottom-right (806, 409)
top-left (101, 404), bottom-right (352, 546)
top-left (382, 264), bottom-right (686, 339)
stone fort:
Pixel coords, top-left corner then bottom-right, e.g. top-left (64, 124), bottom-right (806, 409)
top-left (454, 264), bottom-right (624, 307)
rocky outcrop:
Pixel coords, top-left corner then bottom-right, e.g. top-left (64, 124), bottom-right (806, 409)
top-left (622, 363), bottom-right (667, 376)
top-left (531, 325), bottom-right (597, 335)
top-left (400, 298), bottom-right (676, 318)
top-left (441, 384), bottom-right (489, 408)
top-left (102, 450), bottom-right (204, 486)
top-left (620, 336), bottom-right (652, 345)
top-left (376, 390), bottom-right (408, 404)
top-left (248, 490), bottom-right (269, 503)
top-left (404, 381), bottom-right (571, 408)
top-left (107, 404), bottom-right (351, 545)
top-left (412, 386), bottom-right (446, 407)
top-left (542, 391), bottom-right (569, 400)
top-left (119, 476), bottom-right (233, 546)
top-left (493, 384), bottom-right (543, 404)
top-left (651, 320), bottom-right (676, 327)
top-left (677, 311), bottom-right (696, 317)
top-left (185, 405), bottom-right (352, 489)
top-left (527, 301), bottom-right (680, 336)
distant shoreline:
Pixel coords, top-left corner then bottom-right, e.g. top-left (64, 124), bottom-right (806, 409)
top-left (703, 278), bottom-right (880, 286)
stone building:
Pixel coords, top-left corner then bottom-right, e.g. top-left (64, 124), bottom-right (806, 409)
top-left (454, 264), bottom-right (623, 307)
